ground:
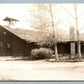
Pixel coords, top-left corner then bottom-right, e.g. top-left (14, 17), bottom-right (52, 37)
top-left (0, 56), bottom-right (84, 81)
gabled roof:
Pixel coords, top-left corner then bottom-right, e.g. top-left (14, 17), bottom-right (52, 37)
top-left (0, 25), bottom-right (39, 42)
top-left (0, 25), bottom-right (84, 43)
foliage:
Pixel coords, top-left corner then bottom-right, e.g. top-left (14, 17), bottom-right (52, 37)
top-left (31, 48), bottom-right (53, 60)
top-left (29, 4), bottom-right (51, 31)
top-left (29, 4), bottom-right (65, 61)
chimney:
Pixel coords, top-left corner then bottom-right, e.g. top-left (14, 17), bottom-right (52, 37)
top-left (69, 26), bottom-right (75, 41)
top-left (69, 26), bottom-right (75, 57)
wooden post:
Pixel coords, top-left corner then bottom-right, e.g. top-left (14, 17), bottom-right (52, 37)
top-left (70, 42), bottom-right (75, 58)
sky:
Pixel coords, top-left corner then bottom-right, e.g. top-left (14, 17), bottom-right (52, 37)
top-left (0, 4), bottom-right (33, 30)
top-left (0, 4), bottom-right (84, 33)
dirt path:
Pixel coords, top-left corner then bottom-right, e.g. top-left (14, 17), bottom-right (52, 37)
top-left (0, 57), bottom-right (84, 81)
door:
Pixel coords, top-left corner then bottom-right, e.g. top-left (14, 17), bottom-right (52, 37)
top-left (6, 42), bottom-right (12, 56)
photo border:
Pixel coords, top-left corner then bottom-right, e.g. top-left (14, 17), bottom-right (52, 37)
top-left (0, 0), bottom-right (83, 3)
top-left (0, 0), bottom-right (84, 84)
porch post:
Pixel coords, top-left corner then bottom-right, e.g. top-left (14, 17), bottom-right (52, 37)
top-left (70, 42), bottom-right (75, 58)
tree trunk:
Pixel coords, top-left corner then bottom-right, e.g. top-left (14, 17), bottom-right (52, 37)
top-left (78, 41), bottom-right (82, 61)
top-left (74, 4), bottom-right (82, 61)
top-left (55, 44), bottom-right (59, 61)
top-left (49, 4), bottom-right (59, 61)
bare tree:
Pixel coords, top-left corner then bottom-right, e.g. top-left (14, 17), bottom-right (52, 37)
top-left (29, 4), bottom-right (64, 61)
top-left (74, 4), bottom-right (81, 61)
top-left (61, 4), bottom-right (83, 61)
top-left (29, 4), bottom-right (50, 40)
top-left (49, 4), bottom-right (59, 61)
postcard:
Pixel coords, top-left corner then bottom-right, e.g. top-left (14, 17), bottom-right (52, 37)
top-left (0, 0), bottom-right (84, 81)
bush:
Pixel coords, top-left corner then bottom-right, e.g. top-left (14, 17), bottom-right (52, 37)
top-left (31, 48), bottom-right (53, 60)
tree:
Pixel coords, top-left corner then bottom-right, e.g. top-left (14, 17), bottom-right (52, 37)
top-left (29, 4), bottom-right (64, 61)
top-left (74, 4), bottom-right (81, 61)
top-left (61, 4), bottom-right (83, 61)
top-left (48, 4), bottom-right (59, 61)
top-left (29, 4), bottom-right (51, 41)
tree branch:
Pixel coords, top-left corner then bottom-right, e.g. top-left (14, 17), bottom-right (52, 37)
top-left (61, 5), bottom-right (75, 20)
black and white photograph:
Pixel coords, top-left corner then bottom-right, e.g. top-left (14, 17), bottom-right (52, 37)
top-left (0, 3), bottom-right (84, 81)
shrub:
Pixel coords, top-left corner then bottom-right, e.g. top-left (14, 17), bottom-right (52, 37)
top-left (31, 48), bottom-right (53, 60)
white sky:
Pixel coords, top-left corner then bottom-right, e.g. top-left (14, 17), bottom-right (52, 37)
top-left (0, 4), bottom-right (33, 30)
top-left (0, 4), bottom-right (84, 33)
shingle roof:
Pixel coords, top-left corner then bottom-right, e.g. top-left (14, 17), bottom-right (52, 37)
top-left (0, 25), bottom-right (84, 43)
top-left (0, 25), bottom-right (39, 42)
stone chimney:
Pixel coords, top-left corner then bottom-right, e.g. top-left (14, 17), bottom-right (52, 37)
top-left (69, 26), bottom-right (75, 41)
top-left (69, 26), bottom-right (75, 57)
